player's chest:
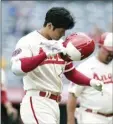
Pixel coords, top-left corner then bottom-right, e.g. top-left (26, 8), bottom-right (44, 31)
top-left (30, 43), bottom-right (66, 69)
top-left (34, 54), bottom-right (66, 76)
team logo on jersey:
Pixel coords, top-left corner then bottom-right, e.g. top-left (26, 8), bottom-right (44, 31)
top-left (12, 48), bottom-right (22, 57)
top-left (93, 73), bottom-right (113, 84)
top-left (39, 48), bottom-right (65, 65)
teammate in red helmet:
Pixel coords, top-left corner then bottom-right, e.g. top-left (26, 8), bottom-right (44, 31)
top-left (11, 7), bottom-right (104, 124)
top-left (98, 32), bottom-right (113, 64)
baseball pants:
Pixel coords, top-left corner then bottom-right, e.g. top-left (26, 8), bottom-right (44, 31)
top-left (20, 90), bottom-right (60, 124)
top-left (76, 109), bottom-right (113, 124)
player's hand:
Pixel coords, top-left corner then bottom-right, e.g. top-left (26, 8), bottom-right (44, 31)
top-left (7, 106), bottom-right (18, 120)
top-left (48, 41), bottom-right (81, 61)
top-left (41, 41), bottom-right (64, 57)
top-left (90, 79), bottom-right (104, 91)
top-left (5, 102), bottom-right (18, 121)
top-left (40, 40), bottom-right (63, 50)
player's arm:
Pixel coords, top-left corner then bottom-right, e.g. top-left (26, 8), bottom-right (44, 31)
top-left (1, 69), bottom-right (9, 105)
top-left (11, 38), bottom-right (63, 76)
top-left (67, 82), bottom-right (84, 124)
top-left (64, 62), bottom-right (91, 86)
top-left (1, 81), bottom-right (15, 110)
top-left (1, 69), bottom-right (12, 105)
top-left (1, 85), bottom-right (9, 105)
top-left (1, 86), bottom-right (14, 111)
top-left (64, 62), bottom-right (104, 91)
top-left (1, 85), bottom-right (18, 120)
top-left (1, 69), bottom-right (18, 120)
top-left (67, 93), bottom-right (77, 124)
top-left (11, 46), bottom-right (47, 76)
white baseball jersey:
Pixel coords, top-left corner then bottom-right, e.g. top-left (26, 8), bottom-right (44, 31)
top-left (69, 56), bottom-right (113, 114)
top-left (11, 30), bottom-right (74, 93)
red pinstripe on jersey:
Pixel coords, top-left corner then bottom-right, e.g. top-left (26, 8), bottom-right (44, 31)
top-left (30, 97), bottom-right (39, 124)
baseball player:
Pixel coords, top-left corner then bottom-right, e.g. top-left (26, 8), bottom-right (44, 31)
top-left (11, 7), bottom-right (104, 124)
top-left (67, 32), bottom-right (113, 124)
top-left (0, 58), bottom-right (18, 123)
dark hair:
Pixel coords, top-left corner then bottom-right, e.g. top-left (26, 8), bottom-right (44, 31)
top-left (44, 7), bottom-right (75, 30)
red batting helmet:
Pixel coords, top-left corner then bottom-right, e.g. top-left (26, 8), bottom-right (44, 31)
top-left (99, 32), bottom-right (113, 51)
top-left (61, 32), bottom-right (95, 61)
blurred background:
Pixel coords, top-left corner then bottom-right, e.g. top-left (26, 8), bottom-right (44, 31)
top-left (1, 0), bottom-right (112, 124)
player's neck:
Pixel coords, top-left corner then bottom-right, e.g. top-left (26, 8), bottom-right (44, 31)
top-left (97, 54), bottom-right (102, 63)
top-left (97, 54), bottom-right (107, 64)
top-left (39, 28), bottom-right (52, 40)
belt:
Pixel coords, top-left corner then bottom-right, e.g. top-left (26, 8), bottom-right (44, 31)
top-left (39, 91), bottom-right (61, 102)
top-left (85, 109), bottom-right (113, 117)
top-left (39, 91), bottom-right (61, 103)
top-left (25, 90), bottom-right (61, 103)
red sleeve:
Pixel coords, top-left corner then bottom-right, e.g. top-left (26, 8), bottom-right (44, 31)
top-left (1, 90), bottom-right (8, 104)
top-left (20, 51), bottom-right (47, 72)
top-left (64, 62), bottom-right (74, 73)
top-left (64, 68), bottom-right (91, 86)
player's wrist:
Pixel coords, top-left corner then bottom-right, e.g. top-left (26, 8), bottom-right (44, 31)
top-left (90, 79), bottom-right (98, 87)
top-left (46, 51), bottom-right (53, 57)
top-left (90, 79), bottom-right (104, 91)
top-left (4, 101), bottom-right (13, 109)
top-left (39, 51), bottom-right (48, 58)
top-left (90, 79), bottom-right (94, 86)
top-left (90, 79), bottom-right (99, 86)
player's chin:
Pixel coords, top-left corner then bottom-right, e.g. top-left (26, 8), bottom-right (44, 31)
top-left (52, 36), bottom-right (61, 40)
top-left (59, 53), bottom-right (72, 62)
top-left (54, 35), bottom-right (62, 40)
top-left (105, 57), bottom-right (113, 64)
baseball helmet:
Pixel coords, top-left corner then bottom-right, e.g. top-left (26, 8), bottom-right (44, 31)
top-left (60, 32), bottom-right (95, 61)
top-left (99, 32), bottom-right (113, 51)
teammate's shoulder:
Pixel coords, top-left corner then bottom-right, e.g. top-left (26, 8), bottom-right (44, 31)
top-left (79, 56), bottom-right (95, 66)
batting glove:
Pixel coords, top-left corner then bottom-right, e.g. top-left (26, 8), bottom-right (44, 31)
top-left (41, 41), bottom-right (64, 57)
top-left (40, 41), bottom-right (81, 61)
top-left (90, 79), bottom-right (104, 91)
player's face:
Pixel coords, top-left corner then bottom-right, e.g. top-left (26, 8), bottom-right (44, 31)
top-left (51, 28), bottom-right (66, 40)
top-left (100, 47), bottom-right (113, 64)
top-left (48, 24), bottom-right (66, 40)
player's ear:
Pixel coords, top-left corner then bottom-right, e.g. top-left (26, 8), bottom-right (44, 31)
top-left (47, 23), bottom-right (54, 30)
